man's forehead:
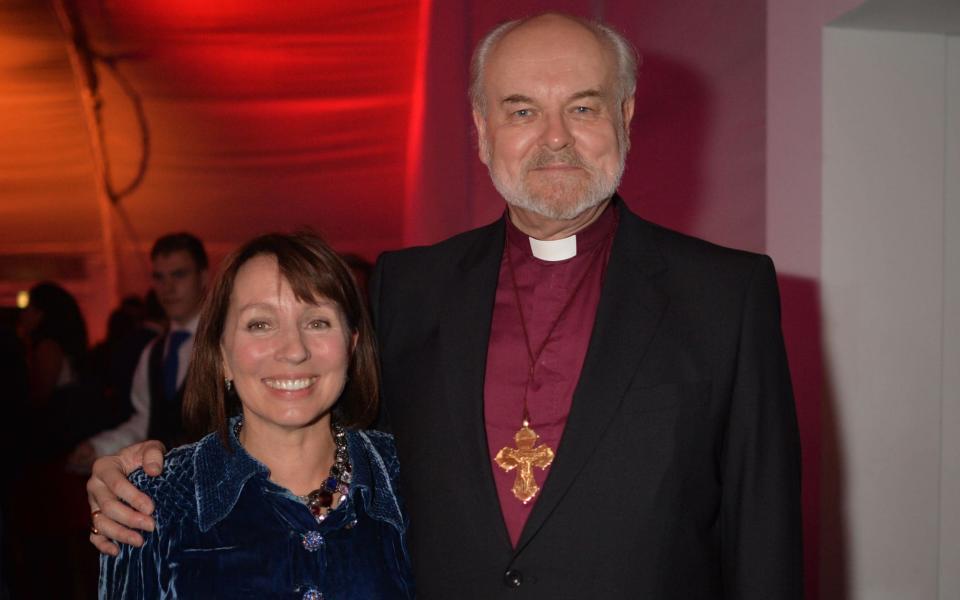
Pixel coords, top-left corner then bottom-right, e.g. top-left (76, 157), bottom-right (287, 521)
top-left (483, 18), bottom-right (616, 93)
top-left (484, 55), bottom-right (615, 103)
top-left (492, 16), bottom-right (610, 61)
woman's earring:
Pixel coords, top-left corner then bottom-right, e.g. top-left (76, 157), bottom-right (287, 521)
top-left (225, 378), bottom-right (233, 392)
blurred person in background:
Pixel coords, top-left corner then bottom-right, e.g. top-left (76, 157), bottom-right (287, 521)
top-left (17, 281), bottom-right (88, 409)
top-left (68, 233), bottom-right (208, 471)
top-left (9, 281), bottom-right (94, 598)
top-left (83, 296), bottom-right (160, 441)
top-left (13, 281), bottom-right (106, 455)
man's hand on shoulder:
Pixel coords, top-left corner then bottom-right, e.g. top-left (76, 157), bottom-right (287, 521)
top-left (87, 440), bottom-right (167, 555)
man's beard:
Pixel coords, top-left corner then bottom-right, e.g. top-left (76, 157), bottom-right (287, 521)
top-left (485, 129), bottom-right (627, 222)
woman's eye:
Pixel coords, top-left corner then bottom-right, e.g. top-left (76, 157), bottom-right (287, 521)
top-left (308, 320), bottom-right (330, 330)
top-left (246, 321), bottom-right (269, 331)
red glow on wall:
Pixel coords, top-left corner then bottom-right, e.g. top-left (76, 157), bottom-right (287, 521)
top-left (403, 0), bottom-right (433, 241)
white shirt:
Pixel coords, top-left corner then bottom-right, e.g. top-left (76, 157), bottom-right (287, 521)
top-left (88, 313), bottom-right (200, 456)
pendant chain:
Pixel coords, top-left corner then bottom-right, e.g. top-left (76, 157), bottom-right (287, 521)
top-left (504, 232), bottom-right (611, 426)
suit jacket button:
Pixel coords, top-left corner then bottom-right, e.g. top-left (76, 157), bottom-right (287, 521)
top-left (504, 568), bottom-right (523, 588)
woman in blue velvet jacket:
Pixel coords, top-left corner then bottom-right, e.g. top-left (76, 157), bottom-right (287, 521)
top-left (99, 232), bottom-right (414, 599)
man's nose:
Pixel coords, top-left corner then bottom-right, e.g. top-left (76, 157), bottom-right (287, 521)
top-left (156, 278), bottom-right (174, 295)
top-left (539, 112), bottom-right (574, 151)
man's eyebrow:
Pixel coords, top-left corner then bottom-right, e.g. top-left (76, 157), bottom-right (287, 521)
top-left (501, 94), bottom-right (534, 105)
top-left (499, 90), bottom-right (606, 106)
top-left (569, 89), bottom-right (605, 101)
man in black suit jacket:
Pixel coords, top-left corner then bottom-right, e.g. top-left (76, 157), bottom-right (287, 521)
top-left (370, 14), bottom-right (801, 597)
top-left (86, 12), bottom-right (801, 599)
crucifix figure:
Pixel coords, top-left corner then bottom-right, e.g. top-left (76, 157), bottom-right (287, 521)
top-left (495, 420), bottom-right (555, 504)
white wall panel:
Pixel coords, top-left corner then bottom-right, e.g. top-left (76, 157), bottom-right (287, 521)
top-left (823, 27), bottom-right (948, 599)
top-left (940, 34), bottom-right (960, 600)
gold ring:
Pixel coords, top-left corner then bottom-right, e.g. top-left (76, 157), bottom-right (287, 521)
top-left (90, 509), bottom-right (103, 536)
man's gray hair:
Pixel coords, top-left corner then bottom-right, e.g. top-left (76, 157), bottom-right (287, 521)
top-left (468, 13), bottom-right (639, 115)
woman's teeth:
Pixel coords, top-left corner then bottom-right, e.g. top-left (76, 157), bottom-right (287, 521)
top-left (264, 377), bottom-right (316, 391)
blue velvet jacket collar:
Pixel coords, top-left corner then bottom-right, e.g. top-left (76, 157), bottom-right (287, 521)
top-left (194, 417), bottom-right (404, 534)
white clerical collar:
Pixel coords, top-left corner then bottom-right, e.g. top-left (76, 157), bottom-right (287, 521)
top-left (529, 235), bottom-right (577, 261)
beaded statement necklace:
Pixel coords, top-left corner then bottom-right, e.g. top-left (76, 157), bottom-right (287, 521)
top-left (234, 418), bottom-right (352, 523)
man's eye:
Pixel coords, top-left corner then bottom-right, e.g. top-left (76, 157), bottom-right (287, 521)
top-left (573, 106), bottom-right (592, 113)
top-left (246, 321), bottom-right (269, 331)
top-left (514, 108), bottom-right (532, 117)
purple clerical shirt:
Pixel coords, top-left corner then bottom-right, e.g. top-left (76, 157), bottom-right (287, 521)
top-left (483, 203), bottom-right (617, 547)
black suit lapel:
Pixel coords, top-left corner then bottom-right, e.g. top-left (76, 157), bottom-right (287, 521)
top-left (436, 219), bottom-right (513, 550)
top-left (515, 208), bottom-right (668, 552)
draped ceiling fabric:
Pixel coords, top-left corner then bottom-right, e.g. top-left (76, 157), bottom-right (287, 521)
top-left (1, 0), bottom-right (425, 338)
top-left (0, 1), bottom-right (101, 257)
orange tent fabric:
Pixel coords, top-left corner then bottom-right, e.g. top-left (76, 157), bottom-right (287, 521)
top-left (1, 0), bottom-right (424, 338)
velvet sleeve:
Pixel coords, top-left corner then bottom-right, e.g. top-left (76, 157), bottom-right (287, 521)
top-left (98, 473), bottom-right (164, 599)
top-left (720, 255), bottom-right (804, 598)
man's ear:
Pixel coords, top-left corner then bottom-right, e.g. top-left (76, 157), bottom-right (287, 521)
top-left (472, 109), bottom-right (490, 165)
top-left (622, 95), bottom-right (635, 142)
top-left (622, 95), bottom-right (636, 127)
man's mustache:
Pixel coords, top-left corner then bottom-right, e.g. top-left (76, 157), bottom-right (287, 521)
top-left (525, 148), bottom-right (590, 171)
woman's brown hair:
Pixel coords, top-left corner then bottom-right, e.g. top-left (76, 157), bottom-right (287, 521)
top-left (182, 232), bottom-right (379, 446)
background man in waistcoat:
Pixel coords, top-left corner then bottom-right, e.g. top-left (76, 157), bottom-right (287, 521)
top-left (85, 13), bottom-right (801, 599)
top-left (68, 233), bottom-right (208, 469)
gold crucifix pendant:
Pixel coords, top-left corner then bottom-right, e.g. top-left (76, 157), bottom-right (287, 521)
top-left (494, 420), bottom-right (555, 504)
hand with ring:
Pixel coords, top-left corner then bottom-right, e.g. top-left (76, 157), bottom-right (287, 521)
top-left (86, 440), bottom-right (167, 555)
top-left (90, 509), bottom-right (102, 535)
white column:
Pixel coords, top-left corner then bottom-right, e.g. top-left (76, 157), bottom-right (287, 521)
top-left (940, 33), bottom-right (960, 600)
top-left (822, 26), bottom-right (954, 599)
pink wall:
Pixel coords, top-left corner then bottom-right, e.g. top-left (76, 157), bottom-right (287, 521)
top-left (767, 0), bottom-right (864, 278)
